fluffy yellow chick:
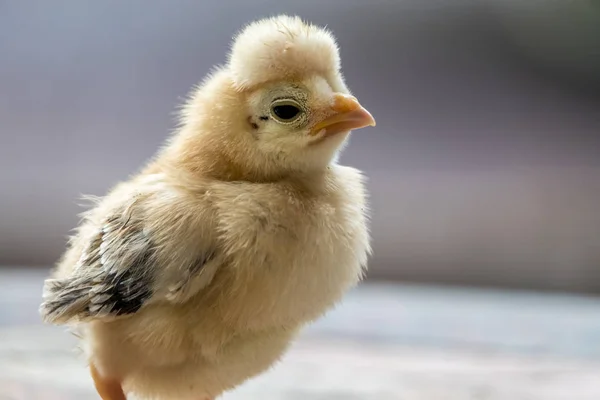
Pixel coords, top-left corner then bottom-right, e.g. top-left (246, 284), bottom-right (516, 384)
top-left (40, 14), bottom-right (375, 400)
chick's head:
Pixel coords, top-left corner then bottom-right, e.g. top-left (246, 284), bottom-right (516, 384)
top-left (176, 15), bottom-right (375, 180)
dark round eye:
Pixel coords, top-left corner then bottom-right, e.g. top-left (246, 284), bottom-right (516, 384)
top-left (271, 99), bottom-right (302, 123)
top-left (273, 104), bottom-right (300, 121)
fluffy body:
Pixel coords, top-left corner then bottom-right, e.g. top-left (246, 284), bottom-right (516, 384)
top-left (40, 14), bottom-right (372, 400)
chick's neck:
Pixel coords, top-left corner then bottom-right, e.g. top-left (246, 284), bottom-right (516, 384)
top-left (151, 131), bottom-right (293, 184)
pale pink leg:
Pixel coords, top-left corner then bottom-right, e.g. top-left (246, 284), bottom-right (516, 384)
top-left (90, 363), bottom-right (126, 400)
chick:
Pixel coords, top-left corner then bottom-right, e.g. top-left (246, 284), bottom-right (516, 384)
top-left (40, 15), bottom-right (375, 400)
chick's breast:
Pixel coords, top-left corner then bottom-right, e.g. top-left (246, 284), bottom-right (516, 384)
top-left (207, 164), bottom-right (370, 331)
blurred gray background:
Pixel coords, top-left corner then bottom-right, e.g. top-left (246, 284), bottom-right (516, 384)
top-left (1, 0), bottom-right (599, 293)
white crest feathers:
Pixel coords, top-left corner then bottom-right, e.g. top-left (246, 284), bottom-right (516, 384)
top-left (227, 15), bottom-right (341, 90)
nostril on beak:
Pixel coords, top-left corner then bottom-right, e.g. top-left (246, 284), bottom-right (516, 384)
top-left (332, 94), bottom-right (361, 113)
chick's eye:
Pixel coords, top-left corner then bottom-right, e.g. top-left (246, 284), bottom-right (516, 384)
top-left (271, 104), bottom-right (301, 122)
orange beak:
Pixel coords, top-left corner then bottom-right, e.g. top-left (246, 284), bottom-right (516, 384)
top-left (310, 93), bottom-right (376, 137)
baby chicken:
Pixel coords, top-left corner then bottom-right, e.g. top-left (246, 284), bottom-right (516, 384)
top-left (40, 14), bottom-right (375, 400)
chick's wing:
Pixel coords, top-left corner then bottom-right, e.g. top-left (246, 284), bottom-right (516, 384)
top-left (40, 189), bottom-right (218, 324)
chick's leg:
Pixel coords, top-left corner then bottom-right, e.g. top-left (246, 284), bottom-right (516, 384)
top-left (90, 363), bottom-right (126, 400)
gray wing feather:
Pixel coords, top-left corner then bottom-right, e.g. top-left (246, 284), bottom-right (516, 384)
top-left (40, 207), bottom-right (156, 324)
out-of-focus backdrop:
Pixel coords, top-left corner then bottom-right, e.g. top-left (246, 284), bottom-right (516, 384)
top-left (3, 0), bottom-right (599, 293)
top-left (2, 2), bottom-right (600, 399)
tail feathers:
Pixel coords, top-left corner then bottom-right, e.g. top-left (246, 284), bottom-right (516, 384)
top-left (40, 278), bottom-right (93, 324)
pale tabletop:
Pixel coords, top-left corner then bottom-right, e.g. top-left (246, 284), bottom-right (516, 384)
top-left (1, 267), bottom-right (600, 400)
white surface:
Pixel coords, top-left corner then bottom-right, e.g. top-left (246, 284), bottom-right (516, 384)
top-left (1, 268), bottom-right (600, 399)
